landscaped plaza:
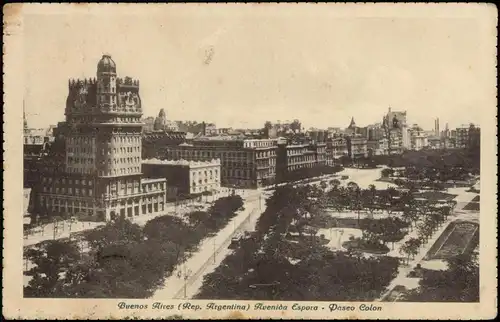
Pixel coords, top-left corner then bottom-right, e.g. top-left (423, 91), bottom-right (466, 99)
top-left (193, 151), bottom-right (480, 302)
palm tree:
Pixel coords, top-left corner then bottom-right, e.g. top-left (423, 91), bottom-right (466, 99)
top-left (402, 207), bottom-right (418, 231)
top-left (349, 187), bottom-right (363, 226)
top-left (347, 181), bottom-right (359, 192)
top-left (329, 179), bottom-right (341, 189)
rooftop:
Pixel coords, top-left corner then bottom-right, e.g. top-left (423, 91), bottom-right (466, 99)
top-left (142, 158), bottom-right (221, 167)
top-left (195, 135), bottom-right (243, 141)
top-left (141, 178), bottom-right (166, 184)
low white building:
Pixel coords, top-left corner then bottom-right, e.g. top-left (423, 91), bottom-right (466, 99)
top-left (142, 158), bottom-right (221, 197)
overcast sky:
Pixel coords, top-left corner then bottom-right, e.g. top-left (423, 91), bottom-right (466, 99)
top-left (22, 4), bottom-right (496, 130)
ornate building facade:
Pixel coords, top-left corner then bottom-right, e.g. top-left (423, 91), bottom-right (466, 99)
top-left (160, 137), bottom-right (278, 188)
top-left (36, 55), bottom-right (167, 221)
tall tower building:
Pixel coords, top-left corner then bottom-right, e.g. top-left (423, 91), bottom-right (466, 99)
top-left (434, 118), bottom-right (440, 136)
top-left (37, 54), bottom-right (166, 221)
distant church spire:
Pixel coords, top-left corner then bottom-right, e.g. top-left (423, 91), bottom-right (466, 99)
top-left (348, 117), bottom-right (356, 129)
top-left (23, 99), bottom-right (28, 130)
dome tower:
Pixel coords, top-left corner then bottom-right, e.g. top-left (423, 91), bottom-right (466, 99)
top-left (97, 54), bottom-right (117, 113)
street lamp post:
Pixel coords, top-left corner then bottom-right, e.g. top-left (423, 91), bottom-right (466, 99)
top-left (183, 264), bottom-right (193, 299)
top-left (259, 194), bottom-right (262, 212)
top-left (213, 239), bottom-right (216, 264)
top-left (53, 220), bottom-right (58, 240)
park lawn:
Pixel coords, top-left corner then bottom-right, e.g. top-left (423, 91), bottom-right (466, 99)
top-left (424, 221), bottom-right (479, 261)
top-left (413, 191), bottom-right (458, 201)
top-left (342, 237), bottom-right (391, 255)
top-left (312, 215), bottom-right (361, 229)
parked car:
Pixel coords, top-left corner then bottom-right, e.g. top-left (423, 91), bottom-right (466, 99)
top-left (341, 175), bottom-right (349, 180)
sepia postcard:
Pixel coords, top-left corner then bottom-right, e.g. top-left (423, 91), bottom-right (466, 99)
top-left (3, 3), bottom-right (498, 320)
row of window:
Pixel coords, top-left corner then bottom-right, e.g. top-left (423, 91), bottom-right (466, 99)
top-left (289, 155), bottom-right (315, 162)
top-left (191, 185), bottom-right (217, 193)
top-left (143, 182), bottom-right (165, 192)
top-left (256, 151), bottom-right (276, 158)
top-left (220, 169), bottom-right (256, 178)
top-left (170, 149), bottom-right (256, 160)
top-left (100, 147), bottom-right (140, 156)
top-left (68, 147), bottom-right (94, 154)
top-left (191, 169), bottom-right (218, 177)
top-left (287, 149), bottom-right (308, 156)
top-left (67, 167), bottom-right (93, 174)
top-left (111, 136), bottom-right (140, 144)
top-left (243, 140), bottom-right (277, 148)
top-left (256, 159), bottom-right (276, 167)
top-left (68, 157), bottom-right (94, 165)
top-left (288, 163), bottom-right (316, 171)
top-left (99, 167), bottom-right (140, 176)
top-left (112, 146), bottom-right (140, 154)
top-left (42, 186), bottom-right (93, 196)
top-left (42, 177), bottom-right (92, 186)
top-left (67, 137), bottom-right (95, 145)
top-left (102, 157), bottom-right (141, 165)
top-left (192, 177), bottom-right (218, 186)
top-left (39, 200), bottom-right (165, 217)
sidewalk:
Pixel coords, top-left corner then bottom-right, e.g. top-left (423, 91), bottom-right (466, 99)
top-left (24, 221), bottom-right (104, 247)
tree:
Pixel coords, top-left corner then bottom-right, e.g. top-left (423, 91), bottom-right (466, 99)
top-left (329, 179), bottom-right (341, 190)
top-left (381, 168), bottom-right (394, 178)
top-left (380, 187), bottom-right (399, 216)
top-left (24, 240), bottom-right (81, 297)
top-left (362, 185), bottom-right (378, 218)
top-left (85, 216), bottom-right (144, 251)
top-left (399, 238), bottom-right (420, 265)
top-left (402, 206), bottom-right (419, 231)
top-left (403, 253), bottom-right (479, 302)
top-left (380, 217), bottom-right (409, 250)
top-left (348, 187), bottom-right (363, 225)
top-left (143, 215), bottom-right (205, 258)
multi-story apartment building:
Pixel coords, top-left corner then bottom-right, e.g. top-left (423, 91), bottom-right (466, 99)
top-left (142, 131), bottom-right (187, 159)
top-left (384, 107), bottom-right (410, 153)
top-left (346, 135), bottom-right (368, 159)
top-left (428, 136), bottom-right (442, 149)
top-left (142, 158), bottom-right (221, 197)
top-left (276, 142), bottom-right (325, 182)
top-left (326, 136), bottom-right (348, 165)
top-left (34, 55), bottom-right (167, 221)
top-left (367, 125), bottom-right (385, 141)
top-left (160, 137), bottom-right (278, 188)
top-left (411, 133), bottom-right (429, 151)
top-left (377, 138), bottom-right (389, 155)
top-left (455, 124), bottom-right (480, 149)
top-left (388, 128), bottom-right (404, 154)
